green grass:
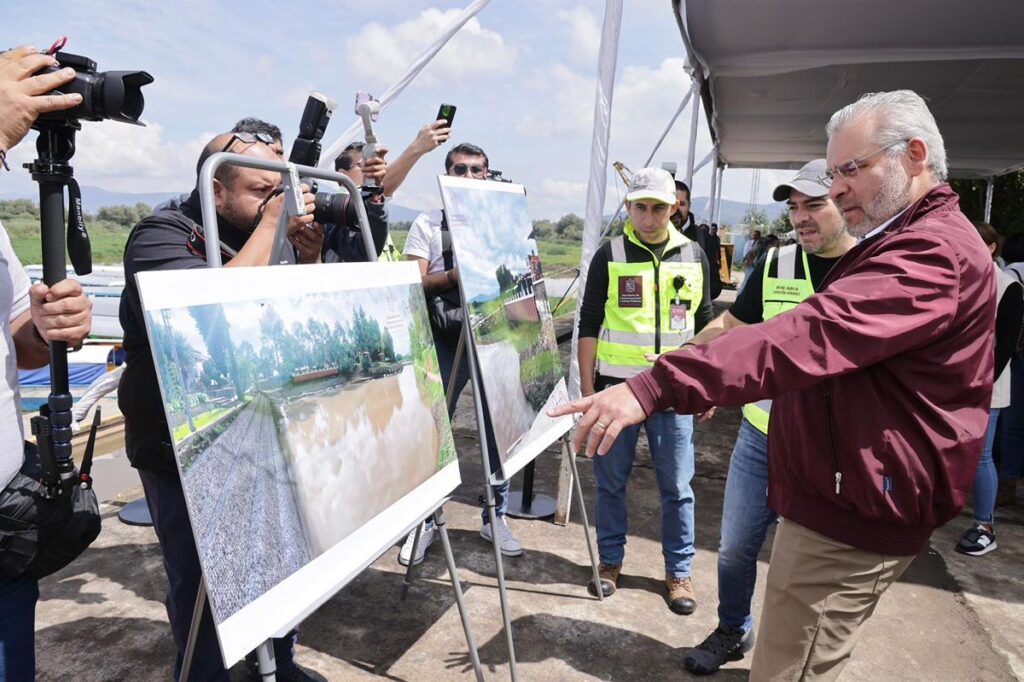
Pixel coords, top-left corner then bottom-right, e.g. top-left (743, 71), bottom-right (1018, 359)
top-left (4, 213), bottom-right (131, 266)
top-left (535, 238), bottom-right (582, 275)
top-left (172, 405), bottom-right (236, 442)
top-left (387, 228), bottom-right (582, 277)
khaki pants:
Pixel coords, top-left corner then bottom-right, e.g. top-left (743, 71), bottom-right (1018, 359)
top-left (750, 519), bottom-right (916, 681)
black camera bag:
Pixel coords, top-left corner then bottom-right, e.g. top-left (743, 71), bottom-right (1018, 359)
top-left (0, 441), bottom-right (101, 579)
top-left (427, 214), bottom-right (464, 343)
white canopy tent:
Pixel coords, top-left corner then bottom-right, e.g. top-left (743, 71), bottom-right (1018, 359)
top-left (673, 0), bottom-right (1024, 178)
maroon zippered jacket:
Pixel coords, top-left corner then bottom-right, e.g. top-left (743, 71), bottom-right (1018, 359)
top-left (627, 185), bottom-right (994, 555)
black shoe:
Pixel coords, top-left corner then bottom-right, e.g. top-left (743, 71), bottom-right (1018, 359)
top-left (955, 524), bottom-right (997, 556)
top-left (684, 624), bottom-right (754, 675)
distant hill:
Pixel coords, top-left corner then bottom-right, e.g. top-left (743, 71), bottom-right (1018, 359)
top-left (0, 186), bottom-right (183, 214)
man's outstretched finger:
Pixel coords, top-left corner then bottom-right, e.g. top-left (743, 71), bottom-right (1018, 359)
top-left (548, 395), bottom-right (592, 418)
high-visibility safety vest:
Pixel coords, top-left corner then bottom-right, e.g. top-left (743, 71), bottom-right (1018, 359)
top-left (378, 232), bottom-right (401, 262)
top-left (596, 221), bottom-right (704, 380)
top-left (741, 244), bottom-right (815, 434)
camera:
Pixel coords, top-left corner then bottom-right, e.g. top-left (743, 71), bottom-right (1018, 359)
top-left (312, 191), bottom-right (360, 226)
top-left (34, 51), bottom-right (153, 127)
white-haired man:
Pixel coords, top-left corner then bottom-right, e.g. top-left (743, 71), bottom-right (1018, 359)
top-left (553, 91), bottom-right (995, 678)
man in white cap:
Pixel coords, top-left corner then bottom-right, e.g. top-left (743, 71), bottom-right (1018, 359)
top-left (682, 160), bottom-right (856, 675)
top-left (577, 167), bottom-right (713, 612)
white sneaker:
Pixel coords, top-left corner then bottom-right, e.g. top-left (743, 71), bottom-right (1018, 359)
top-left (480, 516), bottom-right (523, 557)
top-left (398, 522), bottom-right (435, 566)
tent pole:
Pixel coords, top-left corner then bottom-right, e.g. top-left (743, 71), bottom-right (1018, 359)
top-left (707, 147), bottom-right (719, 222)
top-left (684, 76), bottom-right (701, 190)
top-left (984, 176), bottom-right (995, 223)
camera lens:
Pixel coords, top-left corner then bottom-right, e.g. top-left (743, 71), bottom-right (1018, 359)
top-left (313, 192), bottom-right (356, 226)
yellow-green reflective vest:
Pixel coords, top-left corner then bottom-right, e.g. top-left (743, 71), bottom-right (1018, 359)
top-left (596, 222), bottom-right (704, 380)
top-left (379, 233), bottom-right (401, 262)
top-left (741, 244), bottom-right (815, 434)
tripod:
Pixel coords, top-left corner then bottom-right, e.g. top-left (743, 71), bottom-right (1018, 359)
top-left (25, 122), bottom-right (95, 496)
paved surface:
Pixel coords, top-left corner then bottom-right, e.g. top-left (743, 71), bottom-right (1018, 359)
top-left (32, 301), bottom-right (1024, 680)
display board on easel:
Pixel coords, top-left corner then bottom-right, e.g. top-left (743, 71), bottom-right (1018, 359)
top-left (438, 176), bottom-right (574, 482)
top-left (137, 262), bottom-right (461, 666)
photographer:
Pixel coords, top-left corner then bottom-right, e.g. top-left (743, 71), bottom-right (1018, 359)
top-left (0, 45), bottom-right (93, 681)
top-left (118, 133), bottom-right (324, 682)
top-left (325, 142), bottom-right (391, 263)
top-left (397, 143), bottom-right (525, 566)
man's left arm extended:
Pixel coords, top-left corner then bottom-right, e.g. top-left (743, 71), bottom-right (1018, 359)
top-left (554, 234), bottom-right (964, 455)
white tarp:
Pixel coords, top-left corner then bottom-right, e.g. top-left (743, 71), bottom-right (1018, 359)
top-left (674, 0), bottom-right (1024, 177)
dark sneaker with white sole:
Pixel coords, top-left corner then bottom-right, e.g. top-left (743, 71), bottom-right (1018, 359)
top-left (684, 624), bottom-right (754, 675)
top-left (955, 524), bottom-right (997, 556)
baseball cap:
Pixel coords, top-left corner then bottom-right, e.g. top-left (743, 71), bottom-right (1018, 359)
top-left (772, 159), bottom-right (829, 202)
top-left (626, 167), bottom-right (676, 205)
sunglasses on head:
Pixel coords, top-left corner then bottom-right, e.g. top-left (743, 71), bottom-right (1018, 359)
top-left (450, 163), bottom-right (487, 178)
top-left (220, 131), bottom-right (276, 153)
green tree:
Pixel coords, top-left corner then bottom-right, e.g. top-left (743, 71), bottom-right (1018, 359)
top-left (772, 209), bottom-right (793, 234)
top-left (531, 219), bottom-right (555, 239)
top-left (495, 264), bottom-right (516, 292)
top-left (741, 209), bottom-right (771, 233)
top-left (556, 213), bottom-right (585, 240)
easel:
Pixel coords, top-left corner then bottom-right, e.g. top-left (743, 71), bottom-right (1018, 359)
top-left (173, 153), bottom-right (482, 681)
top-left (400, 269), bottom-right (605, 682)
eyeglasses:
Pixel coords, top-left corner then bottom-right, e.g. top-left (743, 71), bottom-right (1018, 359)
top-left (450, 163), bottom-right (487, 178)
top-left (820, 139), bottom-right (908, 186)
top-left (220, 132), bottom-right (276, 153)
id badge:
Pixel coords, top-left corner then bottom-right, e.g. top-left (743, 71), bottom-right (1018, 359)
top-left (670, 301), bottom-right (688, 330)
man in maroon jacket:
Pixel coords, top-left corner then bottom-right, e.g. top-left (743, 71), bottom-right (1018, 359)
top-left (553, 90), bottom-right (995, 679)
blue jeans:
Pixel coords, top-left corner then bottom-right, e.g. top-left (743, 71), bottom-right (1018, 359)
top-left (433, 330), bottom-right (509, 524)
top-left (972, 408), bottom-right (1002, 525)
top-left (593, 410), bottom-right (695, 576)
top-left (717, 418), bottom-right (776, 633)
top-left (1000, 357), bottom-right (1024, 480)
top-left (0, 576), bottom-right (38, 682)
top-left (139, 468), bottom-right (296, 681)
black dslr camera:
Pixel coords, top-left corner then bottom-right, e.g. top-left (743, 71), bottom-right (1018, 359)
top-left (34, 51), bottom-right (153, 127)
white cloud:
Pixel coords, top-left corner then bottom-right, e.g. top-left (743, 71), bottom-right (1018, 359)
top-left (4, 123), bottom-right (212, 195)
top-left (347, 8), bottom-right (517, 87)
top-left (514, 63), bottom-right (595, 137)
top-left (557, 6), bottom-right (601, 65)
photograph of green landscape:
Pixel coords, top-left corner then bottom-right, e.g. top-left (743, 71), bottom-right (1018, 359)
top-left (438, 177), bottom-right (573, 481)
top-left (136, 263), bottom-right (459, 655)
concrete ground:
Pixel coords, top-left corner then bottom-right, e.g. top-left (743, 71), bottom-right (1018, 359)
top-left (33, 297), bottom-right (1024, 681)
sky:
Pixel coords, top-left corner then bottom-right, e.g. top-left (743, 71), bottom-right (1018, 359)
top-left (3, 0), bottom-right (793, 220)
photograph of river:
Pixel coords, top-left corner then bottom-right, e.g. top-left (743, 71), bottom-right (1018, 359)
top-left (438, 177), bottom-right (574, 481)
top-left (136, 263), bottom-right (460, 663)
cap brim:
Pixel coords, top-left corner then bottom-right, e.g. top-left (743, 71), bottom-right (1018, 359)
top-left (772, 178), bottom-right (829, 202)
top-left (625, 190), bottom-right (675, 204)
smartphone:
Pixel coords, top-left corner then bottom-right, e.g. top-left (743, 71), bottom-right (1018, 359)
top-left (436, 103), bottom-right (457, 127)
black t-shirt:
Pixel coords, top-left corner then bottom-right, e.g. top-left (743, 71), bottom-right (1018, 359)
top-left (118, 191), bottom-right (252, 474)
top-left (729, 249), bottom-right (842, 324)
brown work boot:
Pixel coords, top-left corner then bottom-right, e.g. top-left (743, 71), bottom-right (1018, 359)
top-left (666, 575), bottom-right (697, 615)
top-left (588, 563), bottom-right (621, 598)
top-left (996, 479), bottom-right (1019, 507)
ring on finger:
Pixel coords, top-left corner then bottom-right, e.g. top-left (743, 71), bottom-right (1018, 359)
top-left (595, 421), bottom-right (608, 430)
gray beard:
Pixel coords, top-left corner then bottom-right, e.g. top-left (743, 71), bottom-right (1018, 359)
top-left (845, 164), bottom-right (911, 238)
